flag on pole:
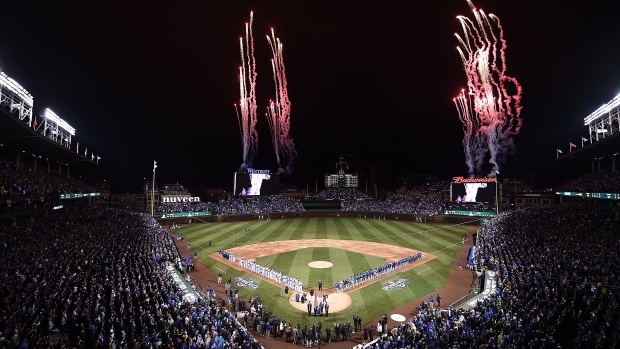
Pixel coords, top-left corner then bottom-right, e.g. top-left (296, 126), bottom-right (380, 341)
top-left (96, 156), bottom-right (101, 163)
top-left (76, 142), bottom-right (79, 153)
top-left (91, 153), bottom-right (95, 161)
top-left (557, 149), bottom-right (563, 158)
top-left (32, 117), bottom-right (38, 129)
top-left (570, 142), bottom-right (577, 152)
top-left (85, 148), bottom-right (87, 156)
top-left (558, 149), bottom-right (563, 153)
top-left (153, 160), bottom-right (157, 173)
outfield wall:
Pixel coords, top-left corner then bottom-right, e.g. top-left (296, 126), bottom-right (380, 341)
top-left (157, 210), bottom-right (481, 226)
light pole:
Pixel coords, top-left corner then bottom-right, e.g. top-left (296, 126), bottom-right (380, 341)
top-left (151, 160), bottom-right (157, 216)
top-left (495, 170), bottom-right (500, 215)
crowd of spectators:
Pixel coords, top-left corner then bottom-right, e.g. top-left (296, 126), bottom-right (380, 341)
top-left (156, 202), bottom-right (209, 214)
top-left (443, 202), bottom-right (495, 212)
top-left (1, 196), bottom-right (51, 212)
top-left (157, 196), bottom-right (305, 215)
top-left (341, 195), bottom-right (445, 216)
top-left (244, 293), bottom-right (355, 346)
top-left (315, 188), bottom-right (373, 200)
top-left (364, 201), bottom-right (620, 349)
top-left (161, 184), bottom-right (191, 196)
top-left (556, 167), bottom-right (620, 193)
top-left (396, 181), bottom-right (451, 196)
top-left (94, 180), bottom-right (111, 194)
top-left (0, 157), bottom-right (96, 197)
top-left (0, 205), bottom-right (264, 349)
top-left (208, 196), bottom-right (304, 215)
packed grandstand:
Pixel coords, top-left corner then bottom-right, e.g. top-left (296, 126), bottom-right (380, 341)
top-left (2, 151), bottom-right (620, 349)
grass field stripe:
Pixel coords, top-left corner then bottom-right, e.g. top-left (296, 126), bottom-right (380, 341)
top-left (293, 217), bottom-right (312, 239)
top-left (315, 218), bottom-right (328, 240)
top-left (181, 223), bottom-right (227, 238)
top-left (381, 224), bottom-right (437, 254)
top-left (297, 247), bottom-right (313, 284)
top-left (308, 247), bottom-right (326, 287)
top-left (346, 218), bottom-right (389, 242)
top-left (417, 267), bottom-right (431, 275)
top-left (339, 218), bottom-right (381, 243)
top-left (190, 220), bottom-right (264, 245)
top-left (249, 218), bottom-right (292, 242)
top-left (288, 248), bottom-right (304, 281)
top-left (384, 221), bottom-right (438, 248)
top-left (354, 219), bottom-right (412, 247)
top-left (379, 219), bottom-right (422, 232)
top-left (332, 218), bottom-right (361, 240)
top-left (324, 247), bottom-right (334, 287)
top-left (386, 221), bottom-right (456, 257)
top-left (360, 219), bottom-right (429, 244)
top-left (193, 229), bottom-right (239, 249)
top-left (338, 250), bottom-right (358, 283)
top-left (269, 218), bottom-right (305, 242)
top-left (384, 220), bottom-right (476, 240)
top-left (342, 217), bottom-right (363, 237)
top-left (305, 218), bottom-right (319, 239)
top-left (323, 218), bottom-right (340, 240)
top-left (433, 228), bottom-right (466, 245)
top-left (378, 220), bottom-right (472, 244)
top-left (379, 220), bottom-right (426, 247)
top-left (428, 236), bottom-right (475, 256)
top-left (178, 225), bottom-right (211, 235)
top-left (347, 218), bottom-right (379, 241)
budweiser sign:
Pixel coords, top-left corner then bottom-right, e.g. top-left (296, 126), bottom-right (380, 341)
top-left (452, 176), bottom-right (497, 184)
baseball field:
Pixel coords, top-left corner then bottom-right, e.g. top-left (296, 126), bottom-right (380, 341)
top-left (179, 217), bottom-right (473, 326)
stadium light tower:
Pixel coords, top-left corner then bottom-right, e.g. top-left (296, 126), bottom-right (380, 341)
top-left (39, 108), bottom-right (76, 148)
top-left (0, 70), bottom-right (34, 126)
top-left (584, 92), bottom-right (620, 142)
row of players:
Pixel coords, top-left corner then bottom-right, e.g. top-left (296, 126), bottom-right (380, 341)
top-left (334, 253), bottom-right (423, 291)
top-left (238, 258), bottom-right (303, 293)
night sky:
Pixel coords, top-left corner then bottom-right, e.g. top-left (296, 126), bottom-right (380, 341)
top-left (1, 0), bottom-right (619, 191)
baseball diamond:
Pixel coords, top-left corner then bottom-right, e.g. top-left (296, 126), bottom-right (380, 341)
top-left (179, 216), bottom-right (475, 335)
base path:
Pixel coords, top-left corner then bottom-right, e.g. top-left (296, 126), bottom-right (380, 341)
top-left (225, 238), bottom-right (434, 263)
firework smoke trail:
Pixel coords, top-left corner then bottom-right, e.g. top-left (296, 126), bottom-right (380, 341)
top-left (453, 89), bottom-right (489, 177)
top-left (454, 0), bottom-right (522, 177)
top-left (236, 11), bottom-right (259, 171)
top-left (266, 100), bottom-right (281, 169)
top-left (266, 28), bottom-right (297, 175)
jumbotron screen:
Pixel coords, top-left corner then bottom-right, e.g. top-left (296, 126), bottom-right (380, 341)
top-left (234, 169), bottom-right (280, 196)
top-left (450, 177), bottom-right (498, 203)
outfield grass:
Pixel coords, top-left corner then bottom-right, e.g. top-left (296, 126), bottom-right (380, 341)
top-left (179, 217), bottom-right (473, 326)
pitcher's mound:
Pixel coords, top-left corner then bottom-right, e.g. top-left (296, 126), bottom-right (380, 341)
top-left (288, 291), bottom-right (351, 313)
top-left (308, 261), bottom-right (333, 268)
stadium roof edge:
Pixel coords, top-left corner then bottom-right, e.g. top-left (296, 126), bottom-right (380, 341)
top-left (0, 107), bottom-right (99, 166)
